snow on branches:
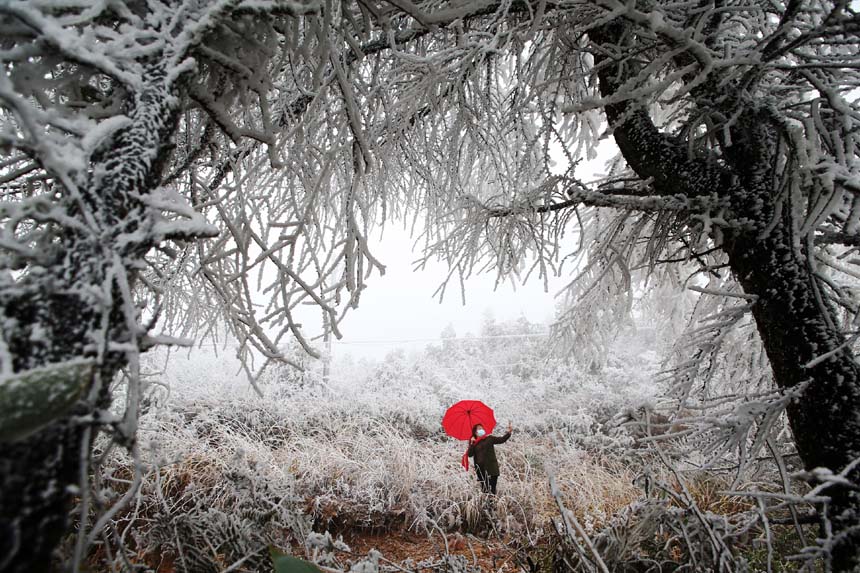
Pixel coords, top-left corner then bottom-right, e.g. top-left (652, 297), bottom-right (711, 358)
top-left (3, 0), bottom-right (860, 569)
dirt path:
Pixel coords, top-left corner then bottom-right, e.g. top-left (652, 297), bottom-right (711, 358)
top-left (331, 530), bottom-right (525, 572)
top-left (126, 527), bottom-right (532, 572)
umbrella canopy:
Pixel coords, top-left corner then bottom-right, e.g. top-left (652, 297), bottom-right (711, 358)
top-left (442, 400), bottom-right (496, 441)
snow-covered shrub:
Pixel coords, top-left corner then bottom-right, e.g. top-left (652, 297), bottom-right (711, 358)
top-left (91, 319), bottom-right (791, 570)
top-left (84, 377), bottom-right (650, 570)
top-left (76, 315), bottom-right (836, 571)
top-left (81, 406), bottom-right (313, 571)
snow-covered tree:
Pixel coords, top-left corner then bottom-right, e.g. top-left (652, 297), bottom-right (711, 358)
top-left (2, 0), bottom-right (860, 570)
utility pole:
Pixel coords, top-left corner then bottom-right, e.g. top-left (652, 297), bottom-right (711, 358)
top-left (322, 308), bottom-right (331, 384)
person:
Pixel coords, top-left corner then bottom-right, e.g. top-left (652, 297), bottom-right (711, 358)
top-left (467, 421), bottom-right (513, 495)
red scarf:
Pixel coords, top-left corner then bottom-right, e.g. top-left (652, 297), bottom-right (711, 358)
top-left (461, 435), bottom-right (489, 471)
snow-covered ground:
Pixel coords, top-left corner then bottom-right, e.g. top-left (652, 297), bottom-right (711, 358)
top-left (87, 324), bottom-right (671, 570)
top-left (83, 323), bottom-right (808, 572)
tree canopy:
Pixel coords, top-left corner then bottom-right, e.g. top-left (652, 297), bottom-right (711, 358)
top-left (2, 0), bottom-right (860, 570)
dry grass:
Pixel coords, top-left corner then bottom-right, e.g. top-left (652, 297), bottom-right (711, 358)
top-left (77, 351), bottom-right (813, 572)
top-left (684, 474), bottom-right (756, 516)
top-left (81, 395), bottom-right (654, 571)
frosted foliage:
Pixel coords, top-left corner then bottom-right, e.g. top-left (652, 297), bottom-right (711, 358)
top-left (3, 0), bottom-right (858, 417)
top-left (2, 0), bottom-right (860, 570)
top-left (97, 324), bottom-right (822, 572)
top-left (85, 327), bottom-right (658, 570)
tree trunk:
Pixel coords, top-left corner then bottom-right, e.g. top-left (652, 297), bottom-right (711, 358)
top-left (0, 64), bottom-right (181, 572)
top-left (725, 219), bottom-right (860, 570)
top-left (590, 20), bottom-right (860, 570)
top-left (0, 289), bottom-right (101, 572)
top-left (0, 423), bottom-right (86, 572)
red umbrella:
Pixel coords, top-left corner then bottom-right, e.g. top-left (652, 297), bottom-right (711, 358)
top-left (442, 400), bottom-right (496, 441)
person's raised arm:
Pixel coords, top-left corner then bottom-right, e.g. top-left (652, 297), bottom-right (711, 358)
top-left (493, 422), bottom-right (514, 444)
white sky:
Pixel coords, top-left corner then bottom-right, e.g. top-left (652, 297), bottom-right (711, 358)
top-left (327, 225), bottom-right (574, 359)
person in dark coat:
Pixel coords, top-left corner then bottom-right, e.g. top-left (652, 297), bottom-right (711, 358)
top-left (467, 421), bottom-right (513, 494)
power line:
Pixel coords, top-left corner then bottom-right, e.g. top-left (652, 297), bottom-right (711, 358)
top-left (330, 332), bottom-right (550, 345)
top-left (151, 331), bottom-right (552, 349)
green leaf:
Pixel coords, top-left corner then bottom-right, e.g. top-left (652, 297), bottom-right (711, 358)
top-left (269, 547), bottom-right (323, 573)
top-left (0, 359), bottom-right (93, 443)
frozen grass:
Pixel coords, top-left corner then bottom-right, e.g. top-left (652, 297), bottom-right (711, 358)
top-left (81, 327), bottom-right (821, 571)
top-left (95, 393), bottom-right (783, 571)
top-left (129, 395), bottom-right (643, 537)
top-left (86, 330), bottom-right (663, 570)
